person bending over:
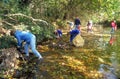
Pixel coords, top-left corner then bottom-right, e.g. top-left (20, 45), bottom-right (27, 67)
top-left (69, 29), bottom-right (80, 43)
top-left (10, 30), bottom-right (43, 60)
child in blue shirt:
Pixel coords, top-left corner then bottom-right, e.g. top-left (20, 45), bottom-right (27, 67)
top-left (10, 30), bottom-right (43, 60)
top-left (54, 29), bottom-right (62, 39)
top-left (70, 29), bottom-right (80, 42)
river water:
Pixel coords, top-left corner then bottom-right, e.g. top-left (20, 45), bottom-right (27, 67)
top-left (97, 33), bottom-right (119, 79)
top-left (98, 52), bottom-right (118, 79)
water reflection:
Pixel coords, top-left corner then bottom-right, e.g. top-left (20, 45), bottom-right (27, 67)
top-left (109, 34), bottom-right (116, 45)
top-left (98, 52), bottom-right (119, 79)
top-left (95, 33), bottom-right (116, 50)
top-left (95, 36), bottom-right (109, 50)
top-left (99, 64), bottom-right (118, 79)
top-left (110, 52), bottom-right (118, 72)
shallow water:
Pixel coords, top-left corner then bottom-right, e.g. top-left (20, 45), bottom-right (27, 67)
top-left (98, 36), bottom-right (119, 79)
top-left (39, 28), bottom-right (120, 79)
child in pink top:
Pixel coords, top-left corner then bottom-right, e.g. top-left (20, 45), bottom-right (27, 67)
top-left (87, 20), bottom-right (93, 33)
top-left (111, 20), bottom-right (117, 33)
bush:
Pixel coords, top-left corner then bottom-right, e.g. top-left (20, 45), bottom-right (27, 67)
top-left (0, 35), bottom-right (16, 49)
top-left (27, 23), bottom-right (55, 42)
top-left (56, 19), bottom-right (67, 29)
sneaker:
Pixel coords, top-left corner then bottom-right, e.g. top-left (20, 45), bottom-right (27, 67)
top-left (37, 57), bottom-right (43, 64)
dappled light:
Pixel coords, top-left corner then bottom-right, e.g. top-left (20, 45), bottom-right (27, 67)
top-left (1, 26), bottom-right (120, 79)
top-left (34, 30), bottom-right (110, 79)
top-left (31, 26), bottom-right (120, 79)
top-left (0, 0), bottom-right (120, 78)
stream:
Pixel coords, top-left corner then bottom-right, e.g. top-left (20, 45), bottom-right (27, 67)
top-left (97, 33), bottom-right (119, 79)
top-left (5, 27), bottom-right (120, 79)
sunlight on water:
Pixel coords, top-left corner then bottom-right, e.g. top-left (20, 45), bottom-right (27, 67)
top-left (95, 37), bottom-right (108, 50)
top-left (110, 52), bottom-right (118, 72)
top-left (98, 52), bottom-right (118, 79)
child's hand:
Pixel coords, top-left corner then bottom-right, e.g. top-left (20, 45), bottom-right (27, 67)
top-left (16, 46), bottom-right (22, 52)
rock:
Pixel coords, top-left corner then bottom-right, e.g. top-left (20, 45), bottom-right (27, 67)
top-left (73, 34), bottom-right (85, 47)
top-left (0, 47), bottom-right (20, 78)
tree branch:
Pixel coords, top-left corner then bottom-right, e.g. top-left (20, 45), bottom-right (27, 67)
top-left (4, 13), bottom-right (48, 25)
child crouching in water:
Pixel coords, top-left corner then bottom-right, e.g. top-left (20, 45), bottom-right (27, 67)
top-left (54, 29), bottom-right (62, 39)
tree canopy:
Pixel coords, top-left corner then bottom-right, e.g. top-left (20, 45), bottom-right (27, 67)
top-left (0, 0), bottom-right (120, 42)
top-left (1, 0), bottom-right (120, 20)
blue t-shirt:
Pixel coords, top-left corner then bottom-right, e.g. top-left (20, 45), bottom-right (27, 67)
top-left (70, 29), bottom-right (80, 35)
top-left (14, 30), bottom-right (34, 47)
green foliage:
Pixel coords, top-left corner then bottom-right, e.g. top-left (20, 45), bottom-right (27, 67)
top-left (1, 0), bottom-right (120, 25)
top-left (1, 0), bottom-right (120, 48)
top-left (2, 13), bottom-right (55, 43)
top-left (0, 0), bottom-right (31, 16)
top-left (27, 23), bottom-right (55, 42)
top-left (0, 35), bottom-right (16, 49)
top-left (98, 0), bottom-right (120, 20)
top-left (56, 19), bottom-right (67, 29)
